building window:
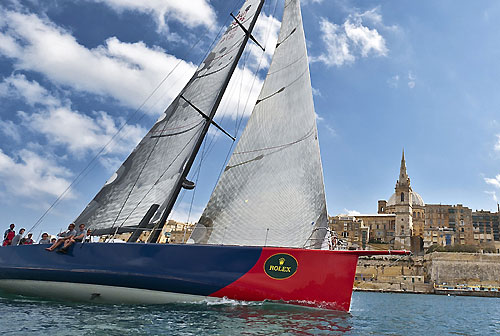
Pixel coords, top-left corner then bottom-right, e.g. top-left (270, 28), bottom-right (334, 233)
top-left (401, 192), bottom-right (404, 202)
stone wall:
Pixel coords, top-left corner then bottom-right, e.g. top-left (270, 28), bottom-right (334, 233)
top-left (425, 252), bottom-right (500, 286)
top-left (354, 252), bottom-right (500, 292)
top-left (355, 255), bottom-right (431, 292)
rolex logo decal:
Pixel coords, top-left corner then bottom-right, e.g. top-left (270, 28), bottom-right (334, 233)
top-left (264, 253), bottom-right (298, 280)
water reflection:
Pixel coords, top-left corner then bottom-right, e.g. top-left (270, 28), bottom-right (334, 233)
top-left (212, 302), bottom-right (353, 335)
top-left (3, 291), bottom-right (498, 335)
top-left (0, 294), bottom-right (353, 335)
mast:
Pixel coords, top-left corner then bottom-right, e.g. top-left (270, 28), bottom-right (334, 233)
top-left (148, 0), bottom-right (266, 243)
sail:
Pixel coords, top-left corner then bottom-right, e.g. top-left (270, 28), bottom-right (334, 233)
top-left (190, 0), bottom-right (328, 248)
top-left (74, 0), bottom-right (264, 232)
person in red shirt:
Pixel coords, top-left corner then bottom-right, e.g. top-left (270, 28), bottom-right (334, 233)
top-left (3, 224), bottom-right (15, 246)
top-left (21, 233), bottom-right (34, 245)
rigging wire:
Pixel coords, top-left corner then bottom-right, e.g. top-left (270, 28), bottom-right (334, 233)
top-left (26, 2), bottom-right (243, 236)
top-left (107, 1), bottom-right (253, 241)
top-left (200, 0), bottom-right (280, 174)
top-left (171, 0), bottom-right (281, 236)
top-left (168, 0), bottom-right (271, 229)
top-left (185, 139), bottom-right (207, 224)
top-left (106, 127), bottom-right (202, 242)
top-left (213, 0), bottom-right (280, 189)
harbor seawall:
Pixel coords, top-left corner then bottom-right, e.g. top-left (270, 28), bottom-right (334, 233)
top-left (354, 252), bottom-right (500, 296)
top-left (426, 252), bottom-right (500, 285)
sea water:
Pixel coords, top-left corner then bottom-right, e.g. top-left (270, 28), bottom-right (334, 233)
top-left (0, 291), bottom-right (498, 335)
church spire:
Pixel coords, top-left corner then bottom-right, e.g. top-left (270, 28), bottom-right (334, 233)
top-left (396, 149), bottom-right (410, 188)
top-left (400, 149), bottom-right (407, 179)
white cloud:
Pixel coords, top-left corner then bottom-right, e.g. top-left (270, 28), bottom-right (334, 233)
top-left (408, 71), bottom-right (416, 89)
top-left (345, 20), bottom-right (387, 57)
top-left (302, 0), bottom-right (324, 4)
top-left (0, 6), bottom-right (276, 136)
top-left (0, 71), bottom-right (147, 160)
top-left (312, 8), bottom-right (389, 67)
top-left (0, 9), bottom-right (196, 114)
top-left (485, 174), bottom-right (500, 188)
top-left (387, 74), bottom-right (399, 88)
top-left (325, 124), bottom-right (337, 137)
top-left (87, 0), bottom-right (217, 33)
top-left (0, 119), bottom-right (21, 142)
top-left (0, 148), bottom-right (73, 199)
top-left (485, 191), bottom-right (498, 203)
top-left (216, 65), bottom-right (264, 122)
top-left (314, 18), bottom-right (354, 67)
top-left (98, 156), bottom-right (124, 173)
top-left (494, 134), bottom-right (500, 151)
top-left (0, 73), bottom-right (60, 107)
top-left (245, 13), bottom-right (281, 71)
top-left (210, 13), bottom-right (279, 124)
top-left (342, 208), bottom-right (361, 216)
top-left (358, 7), bottom-right (383, 26)
top-left (312, 87), bottom-right (322, 97)
top-left (170, 201), bottom-right (204, 224)
top-left (314, 112), bottom-right (337, 137)
top-left (19, 107), bottom-right (146, 159)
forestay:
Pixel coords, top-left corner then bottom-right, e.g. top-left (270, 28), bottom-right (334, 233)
top-left (74, 0), bottom-right (264, 232)
top-left (190, 0), bottom-right (328, 248)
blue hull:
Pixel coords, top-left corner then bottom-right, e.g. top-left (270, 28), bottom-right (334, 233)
top-left (0, 243), bottom-right (262, 297)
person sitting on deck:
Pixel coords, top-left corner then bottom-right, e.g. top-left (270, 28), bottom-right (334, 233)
top-left (84, 229), bottom-right (92, 243)
top-left (45, 224), bottom-right (76, 252)
top-left (59, 224), bottom-right (86, 253)
top-left (11, 228), bottom-right (25, 246)
top-left (39, 233), bottom-right (51, 244)
top-left (3, 223), bottom-right (15, 246)
top-left (21, 233), bottom-right (34, 245)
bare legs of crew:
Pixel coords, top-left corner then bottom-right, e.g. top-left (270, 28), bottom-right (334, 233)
top-left (61, 238), bottom-right (76, 251)
top-left (45, 238), bottom-right (67, 251)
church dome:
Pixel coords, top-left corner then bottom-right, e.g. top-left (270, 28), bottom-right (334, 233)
top-left (387, 191), bottom-right (425, 207)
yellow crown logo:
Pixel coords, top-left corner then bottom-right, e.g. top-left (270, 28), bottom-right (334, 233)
top-left (279, 257), bottom-right (285, 266)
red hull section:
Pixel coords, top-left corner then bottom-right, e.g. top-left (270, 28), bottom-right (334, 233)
top-left (210, 248), bottom-right (409, 311)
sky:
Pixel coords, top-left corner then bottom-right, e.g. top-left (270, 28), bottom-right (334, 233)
top-left (1, 0), bottom-right (500, 235)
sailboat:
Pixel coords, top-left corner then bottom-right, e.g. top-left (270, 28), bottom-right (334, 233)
top-left (0, 0), bottom-right (408, 311)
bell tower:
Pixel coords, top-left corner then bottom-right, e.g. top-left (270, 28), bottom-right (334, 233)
top-left (394, 149), bottom-right (413, 249)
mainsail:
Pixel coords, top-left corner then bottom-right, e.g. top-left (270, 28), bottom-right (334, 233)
top-left (190, 0), bottom-right (328, 248)
top-left (74, 0), bottom-right (265, 233)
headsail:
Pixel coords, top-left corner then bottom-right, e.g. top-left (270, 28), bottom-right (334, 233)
top-left (74, 0), bottom-right (265, 233)
top-left (190, 0), bottom-right (328, 248)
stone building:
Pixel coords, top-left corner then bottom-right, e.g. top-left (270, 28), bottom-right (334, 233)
top-left (376, 152), bottom-right (500, 250)
top-left (377, 150), bottom-right (425, 250)
top-left (99, 219), bottom-right (193, 244)
top-left (424, 227), bottom-right (455, 248)
top-left (334, 151), bottom-right (500, 251)
top-left (473, 210), bottom-right (499, 244)
top-left (328, 215), bottom-right (369, 249)
top-left (354, 214), bottom-right (395, 244)
top-left (447, 204), bottom-right (474, 245)
top-left (159, 220), bottom-right (194, 244)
